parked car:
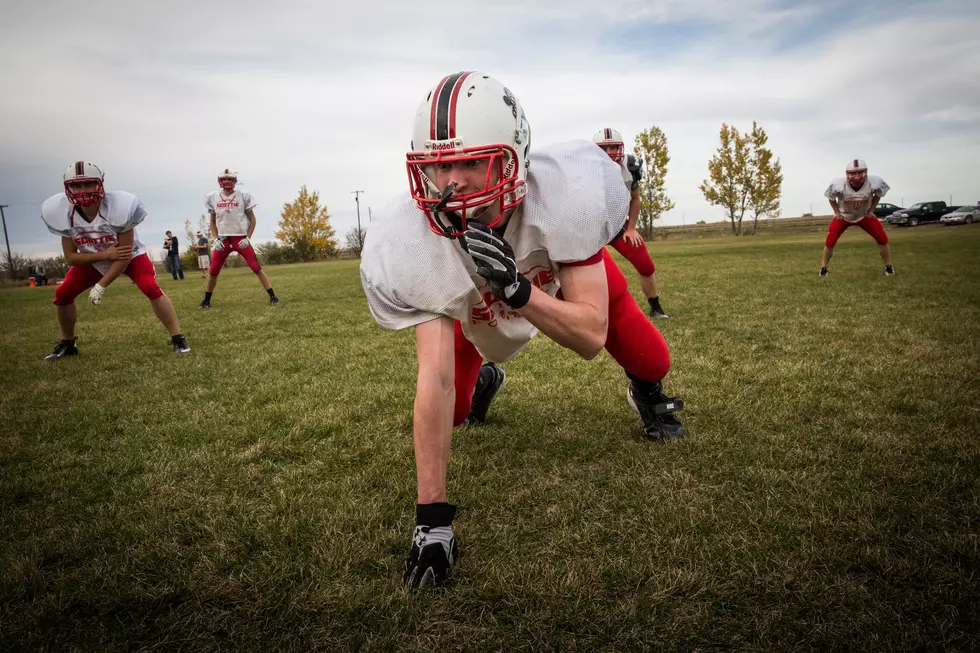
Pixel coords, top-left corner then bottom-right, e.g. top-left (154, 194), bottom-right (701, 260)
top-left (873, 202), bottom-right (904, 219)
top-left (886, 201), bottom-right (957, 227)
top-left (940, 204), bottom-right (979, 225)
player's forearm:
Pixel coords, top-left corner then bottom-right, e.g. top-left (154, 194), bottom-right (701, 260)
top-left (829, 199), bottom-right (840, 217)
top-left (65, 251), bottom-right (110, 266)
top-left (519, 287), bottom-right (607, 360)
top-left (210, 215), bottom-right (218, 239)
top-left (627, 195), bottom-right (640, 230)
top-left (413, 371), bottom-right (455, 504)
top-left (247, 216), bottom-right (256, 239)
top-left (99, 258), bottom-right (129, 287)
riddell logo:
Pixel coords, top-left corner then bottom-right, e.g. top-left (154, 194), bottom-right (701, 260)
top-left (429, 141), bottom-right (458, 152)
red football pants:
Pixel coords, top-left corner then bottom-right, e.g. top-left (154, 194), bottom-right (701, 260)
top-left (54, 254), bottom-right (163, 305)
top-left (451, 248), bottom-right (671, 425)
top-left (825, 216), bottom-right (889, 247)
top-left (609, 233), bottom-right (656, 276)
top-left (209, 236), bottom-right (262, 276)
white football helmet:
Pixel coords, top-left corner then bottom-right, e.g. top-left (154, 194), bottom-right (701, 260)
top-left (63, 161), bottom-right (105, 207)
top-left (218, 168), bottom-right (238, 192)
top-left (846, 159), bottom-right (867, 188)
top-left (593, 128), bottom-right (625, 164)
top-left (407, 71), bottom-right (532, 237)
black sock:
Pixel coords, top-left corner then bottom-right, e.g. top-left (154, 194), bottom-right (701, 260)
top-left (204, 291), bottom-right (213, 302)
top-left (266, 287), bottom-right (276, 298)
top-left (648, 296), bottom-right (662, 311)
top-left (171, 333), bottom-right (184, 343)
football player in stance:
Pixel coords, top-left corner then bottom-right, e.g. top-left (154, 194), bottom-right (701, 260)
top-left (199, 169), bottom-right (279, 309)
top-left (40, 161), bottom-right (190, 359)
top-left (360, 72), bottom-right (685, 589)
top-left (593, 128), bottom-right (669, 318)
top-left (821, 159), bottom-right (894, 277)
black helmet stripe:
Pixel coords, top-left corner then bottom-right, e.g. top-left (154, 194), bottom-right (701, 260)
top-left (432, 71), bottom-right (469, 141)
top-left (75, 161), bottom-right (85, 177)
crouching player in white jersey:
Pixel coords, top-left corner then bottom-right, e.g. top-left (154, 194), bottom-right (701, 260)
top-left (360, 72), bottom-right (685, 589)
top-left (40, 162), bottom-right (190, 359)
top-left (593, 128), bottom-right (670, 318)
top-left (199, 169), bottom-right (279, 308)
top-left (820, 159), bottom-right (894, 277)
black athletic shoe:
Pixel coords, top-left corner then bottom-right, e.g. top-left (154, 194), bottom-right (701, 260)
top-left (269, 295), bottom-right (279, 306)
top-left (198, 299), bottom-right (211, 309)
top-left (650, 308), bottom-right (670, 319)
top-left (44, 338), bottom-right (78, 361)
top-left (819, 267), bottom-right (829, 278)
top-left (627, 378), bottom-right (685, 440)
top-left (403, 525), bottom-right (459, 589)
top-left (464, 362), bottom-right (506, 425)
top-left (884, 265), bottom-right (894, 276)
top-left (172, 335), bottom-right (191, 354)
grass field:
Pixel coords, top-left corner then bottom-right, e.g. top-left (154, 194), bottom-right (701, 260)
top-left (2, 225), bottom-right (979, 651)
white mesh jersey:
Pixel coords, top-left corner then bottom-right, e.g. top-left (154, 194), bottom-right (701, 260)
top-left (824, 175), bottom-right (889, 223)
top-left (205, 190), bottom-right (256, 237)
top-left (361, 139), bottom-right (628, 363)
top-left (41, 191), bottom-right (148, 275)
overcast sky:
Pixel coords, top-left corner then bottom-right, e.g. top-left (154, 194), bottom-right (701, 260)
top-left (2, 0), bottom-right (979, 258)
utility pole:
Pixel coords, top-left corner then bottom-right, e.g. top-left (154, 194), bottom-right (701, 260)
top-left (0, 204), bottom-right (10, 273)
top-left (351, 190), bottom-right (364, 252)
top-left (368, 206), bottom-right (372, 223)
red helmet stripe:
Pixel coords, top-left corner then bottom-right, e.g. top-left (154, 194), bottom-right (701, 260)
top-left (429, 74), bottom-right (452, 140)
top-left (432, 71), bottom-right (467, 141)
top-left (447, 71), bottom-right (472, 139)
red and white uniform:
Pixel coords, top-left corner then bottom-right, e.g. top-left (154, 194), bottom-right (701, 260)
top-left (363, 140), bottom-right (672, 425)
top-left (41, 191), bottom-right (148, 274)
top-left (205, 189), bottom-right (262, 275)
top-left (205, 190), bottom-right (256, 237)
top-left (362, 140), bottom-right (625, 363)
top-left (824, 176), bottom-right (889, 223)
top-left (824, 176), bottom-right (890, 246)
top-left (40, 191), bottom-right (162, 305)
top-left (609, 153), bottom-right (656, 277)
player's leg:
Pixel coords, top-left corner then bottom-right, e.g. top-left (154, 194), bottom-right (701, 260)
top-left (125, 254), bottom-right (190, 352)
top-left (452, 320), bottom-right (500, 426)
top-left (45, 265), bottom-right (102, 360)
top-left (610, 235), bottom-right (668, 317)
top-left (599, 249), bottom-right (683, 439)
top-left (821, 219), bottom-right (850, 276)
top-left (234, 238), bottom-right (279, 304)
top-left (201, 245), bottom-right (231, 308)
top-left (857, 217), bottom-right (894, 274)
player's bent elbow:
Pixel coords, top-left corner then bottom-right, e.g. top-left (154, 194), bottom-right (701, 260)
top-left (576, 324), bottom-right (608, 361)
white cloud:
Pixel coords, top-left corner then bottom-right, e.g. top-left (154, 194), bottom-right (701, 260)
top-left (2, 0), bottom-right (979, 256)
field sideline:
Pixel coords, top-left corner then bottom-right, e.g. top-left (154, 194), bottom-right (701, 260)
top-left (1, 225), bottom-right (978, 651)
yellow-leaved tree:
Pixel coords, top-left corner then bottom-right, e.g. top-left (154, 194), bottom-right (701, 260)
top-left (747, 121), bottom-right (783, 234)
top-left (700, 123), bottom-right (751, 235)
top-left (633, 126), bottom-right (675, 239)
top-left (276, 186), bottom-right (337, 260)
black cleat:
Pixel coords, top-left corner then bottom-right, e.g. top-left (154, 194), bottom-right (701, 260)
top-left (819, 267), bottom-right (829, 278)
top-left (172, 334), bottom-right (191, 354)
top-left (627, 378), bottom-right (685, 440)
top-left (404, 526), bottom-right (459, 589)
top-left (198, 299), bottom-right (211, 309)
top-left (650, 308), bottom-right (670, 319)
top-left (44, 338), bottom-right (78, 361)
top-left (884, 265), bottom-right (894, 276)
top-left (269, 295), bottom-right (279, 306)
top-left (464, 362), bottom-right (506, 425)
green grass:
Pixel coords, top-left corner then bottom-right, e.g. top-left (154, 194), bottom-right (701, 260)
top-left (1, 225), bottom-right (979, 651)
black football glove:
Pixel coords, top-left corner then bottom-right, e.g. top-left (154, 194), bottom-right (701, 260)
top-left (404, 503), bottom-right (459, 589)
top-left (462, 222), bottom-right (531, 309)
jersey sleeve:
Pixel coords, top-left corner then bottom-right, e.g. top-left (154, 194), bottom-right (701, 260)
top-left (106, 192), bottom-right (145, 232)
top-left (360, 268), bottom-right (442, 331)
top-left (242, 191), bottom-right (256, 213)
top-left (824, 178), bottom-right (845, 201)
top-left (523, 141), bottom-right (628, 264)
top-left (40, 194), bottom-right (71, 238)
top-left (205, 192), bottom-right (216, 214)
top-left (868, 176), bottom-right (889, 198)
